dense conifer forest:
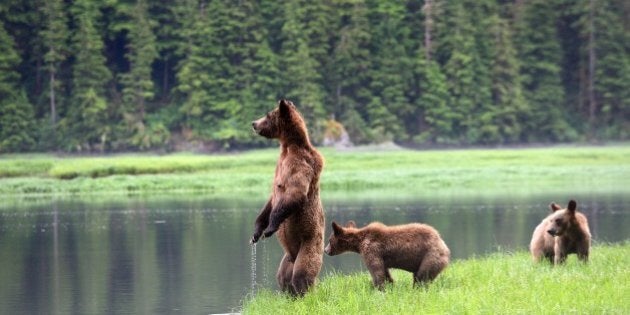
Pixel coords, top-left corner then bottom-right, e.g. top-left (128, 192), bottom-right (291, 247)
top-left (0, 0), bottom-right (628, 152)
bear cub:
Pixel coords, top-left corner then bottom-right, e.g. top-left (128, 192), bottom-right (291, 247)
top-left (325, 221), bottom-right (450, 290)
top-left (530, 200), bottom-right (591, 264)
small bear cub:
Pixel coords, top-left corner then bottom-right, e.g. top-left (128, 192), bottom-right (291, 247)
top-left (324, 221), bottom-right (450, 290)
top-left (530, 200), bottom-right (591, 264)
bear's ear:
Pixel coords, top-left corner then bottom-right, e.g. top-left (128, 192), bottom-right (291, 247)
top-left (345, 220), bottom-right (356, 228)
top-left (549, 202), bottom-right (562, 212)
top-left (332, 221), bottom-right (344, 235)
top-left (278, 99), bottom-right (293, 116)
top-left (567, 200), bottom-right (577, 214)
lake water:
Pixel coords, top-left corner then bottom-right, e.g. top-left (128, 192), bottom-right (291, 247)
top-left (0, 192), bottom-right (628, 314)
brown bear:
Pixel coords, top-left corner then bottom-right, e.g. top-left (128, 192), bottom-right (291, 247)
top-left (250, 99), bottom-right (325, 296)
top-left (324, 220), bottom-right (450, 290)
top-left (529, 200), bottom-right (591, 264)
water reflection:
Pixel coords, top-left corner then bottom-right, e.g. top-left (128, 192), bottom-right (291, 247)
top-left (0, 193), bottom-right (628, 314)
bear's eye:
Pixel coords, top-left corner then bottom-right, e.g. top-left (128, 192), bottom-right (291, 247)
top-left (555, 218), bottom-right (562, 224)
top-left (265, 113), bottom-right (271, 119)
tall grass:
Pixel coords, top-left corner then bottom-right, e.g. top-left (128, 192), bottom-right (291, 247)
top-left (0, 145), bottom-right (629, 197)
top-left (242, 243), bottom-right (630, 314)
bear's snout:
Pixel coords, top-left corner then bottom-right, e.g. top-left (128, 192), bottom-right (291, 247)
top-left (324, 244), bottom-right (331, 255)
top-left (547, 229), bottom-right (557, 236)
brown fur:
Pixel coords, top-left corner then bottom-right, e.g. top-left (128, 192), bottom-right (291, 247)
top-left (324, 220), bottom-right (450, 290)
top-left (250, 99), bottom-right (325, 296)
top-left (530, 200), bottom-right (591, 264)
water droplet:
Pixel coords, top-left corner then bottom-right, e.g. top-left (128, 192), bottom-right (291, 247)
top-left (251, 242), bottom-right (257, 294)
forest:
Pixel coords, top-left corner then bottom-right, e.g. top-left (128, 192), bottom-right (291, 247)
top-left (0, 0), bottom-right (628, 152)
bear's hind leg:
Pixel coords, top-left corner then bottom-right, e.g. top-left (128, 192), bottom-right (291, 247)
top-left (291, 245), bottom-right (323, 296)
top-left (276, 253), bottom-right (295, 295)
top-left (414, 253), bottom-right (447, 287)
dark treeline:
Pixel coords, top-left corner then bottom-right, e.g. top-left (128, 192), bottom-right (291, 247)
top-left (0, 0), bottom-right (628, 152)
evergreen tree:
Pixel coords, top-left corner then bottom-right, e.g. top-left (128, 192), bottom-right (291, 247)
top-left (0, 91), bottom-right (36, 152)
top-left (149, 0), bottom-right (184, 103)
top-left (329, 0), bottom-right (374, 144)
top-left (0, 21), bottom-right (20, 100)
top-left (63, 0), bottom-right (112, 152)
top-left (366, 1), bottom-right (410, 142)
top-left (119, 0), bottom-right (160, 149)
top-left (591, 0), bottom-right (630, 139)
top-left (0, 21), bottom-right (36, 152)
top-left (40, 0), bottom-right (69, 147)
top-left (515, 0), bottom-right (574, 142)
top-left (210, 0), bottom-right (279, 146)
top-left (279, 0), bottom-right (328, 129)
top-left (439, 2), bottom-right (478, 143)
top-left (411, 48), bottom-right (450, 144)
top-left (569, 0), bottom-right (630, 139)
top-left (488, 15), bottom-right (529, 143)
top-left (175, 2), bottom-right (216, 136)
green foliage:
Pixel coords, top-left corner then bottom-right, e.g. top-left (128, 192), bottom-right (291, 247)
top-left (515, 0), bottom-right (575, 142)
top-left (0, 21), bottom-right (20, 100)
top-left (63, 0), bottom-right (112, 152)
top-left (118, 0), bottom-right (158, 149)
top-left (412, 50), bottom-right (451, 144)
top-left (0, 92), bottom-right (36, 152)
top-left (0, 0), bottom-right (629, 152)
top-left (243, 243), bottom-right (630, 314)
top-left (489, 16), bottom-right (528, 143)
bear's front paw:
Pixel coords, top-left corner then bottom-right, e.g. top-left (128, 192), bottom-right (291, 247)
top-left (250, 231), bottom-right (262, 244)
top-left (262, 225), bottom-right (279, 238)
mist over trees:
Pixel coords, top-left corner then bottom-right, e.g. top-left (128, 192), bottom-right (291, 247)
top-left (0, 0), bottom-right (628, 152)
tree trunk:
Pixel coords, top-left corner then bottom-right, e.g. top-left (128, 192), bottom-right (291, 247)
top-left (587, 0), bottom-right (596, 139)
top-left (423, 0), bottom-right (433, 60)
top-left (50, 69), bottom-right (56, 126)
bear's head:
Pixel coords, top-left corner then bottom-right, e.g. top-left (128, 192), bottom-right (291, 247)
top-left (324, 221), bottom-right (358, 256)
top-left (546, 200), bottom-right (579, 237)
top-left (251, 99), bottom-right (309, 144)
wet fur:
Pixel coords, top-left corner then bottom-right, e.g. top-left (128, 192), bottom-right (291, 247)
top-left (251, 100), bottom-right (325, 296)
top-left (325, 221), bottom-right (450, 290)
top-left (530, 200), bottom-right (591, 264)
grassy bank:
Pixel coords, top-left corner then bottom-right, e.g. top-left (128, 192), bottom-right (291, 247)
top-left (242, 243), bottom-right (630, 314)
top-left (1, 144), bottom-right (629, 198)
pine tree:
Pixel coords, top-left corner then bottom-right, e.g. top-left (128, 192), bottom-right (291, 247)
top-left (0, 21), bottom-right (35, 152)
top-left (366, 1), bottom-right (410, 142)
top-left (438, 1), bottom-right (477, 143)
top-left (279, 0), bottom-right (328, 128)
top-left (411, 48), bottom-right (450, 144)
top-left (515, 0), bottom-right (574, 142)
top-left (64, 0), bottom-right (112, 152)
top-left (488, 15), bottom-right (529, 143)
top-left (570, 0), bottom-right (630, 139)
top-left (591, 0), bottom-right (630, 139)
top-left (149, 0), bottom-right (184, 103)
top-left (0, 21), bottom-right (20, 101)
top-left (40, 0), bottom-right (69, 147)
top-left (329, 0), bottom-right (373, 144)
top-left (0, 91), bottom-right (36, 152)
top-left (119, 0), bottom-right (159, 149)
top-left (175, 2), bottom-right (214, 137)
top-left (237, 2), bottom-right (282, 146)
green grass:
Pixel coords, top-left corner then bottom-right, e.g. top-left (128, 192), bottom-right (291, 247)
top-left (0, 144), bottom-right (629, 198)
top-left (242, 243), bottom-right (630, 314)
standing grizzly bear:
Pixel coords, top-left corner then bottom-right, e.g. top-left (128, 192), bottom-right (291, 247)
top-left (530, 200), bottom-right (591, 264)
top-left (250, 99), bottom-right (325, 296)
top-left (324, 221), bottom-right (450, 290)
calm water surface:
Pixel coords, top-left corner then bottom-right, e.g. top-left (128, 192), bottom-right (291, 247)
top-left (0, 192), bottom-right (628, 314)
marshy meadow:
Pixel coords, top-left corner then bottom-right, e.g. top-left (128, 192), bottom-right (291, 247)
top-left (1, 145), bottom-right (629, 313)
